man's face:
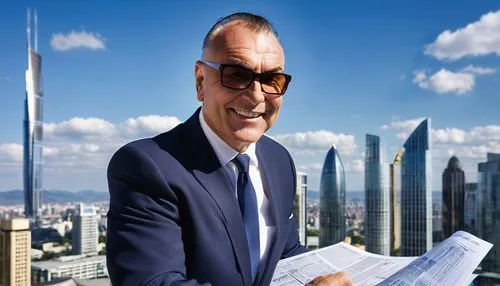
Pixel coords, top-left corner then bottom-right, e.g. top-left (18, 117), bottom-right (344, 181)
top-left (195, 22), bottom-right (285, 152)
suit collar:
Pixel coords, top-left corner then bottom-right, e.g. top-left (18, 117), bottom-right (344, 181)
top-left (182, 108), bottom-right (253, 285)
top-left (181, 109), bottom-right (285, 286)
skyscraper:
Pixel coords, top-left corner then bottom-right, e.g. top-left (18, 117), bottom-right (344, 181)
top-left (390, 149), bottom-right (403, 255)
top-left (24, 9), bottom-right (44, 219)
top-left (72, 204), bottom-right (98, 256)
top-left (477, 153), bottom-right (500, 273)
top-left (319, 145), bottom-right (346, 247)
top-left (400, 118), bottom-right (432, 256)
top-left (464, 182), bottom-right (478, 236)
top-left (294, 172), bottom-right (308, 246)
top-left (0, 218), bottom-right (31, 286)
top-left (442, 156), bottom-right (465, 240)
top-left (364, 134), bottom-right (390, 255)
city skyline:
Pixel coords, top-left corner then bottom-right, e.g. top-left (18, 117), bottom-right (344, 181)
top-left (1, 1), bottom-right (500, 193)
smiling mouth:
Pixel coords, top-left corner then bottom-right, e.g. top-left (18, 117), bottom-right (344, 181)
top-left (231, 108), bottom-right (263, 119)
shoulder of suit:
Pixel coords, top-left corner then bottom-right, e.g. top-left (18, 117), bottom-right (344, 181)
top-left (260, 134), bottom-right (291, 155)
top-left (116, 124), bottom-right (183, 157)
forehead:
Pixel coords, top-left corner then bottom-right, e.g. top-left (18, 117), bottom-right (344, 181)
top-left (206, 22), bottom-right (285, 70)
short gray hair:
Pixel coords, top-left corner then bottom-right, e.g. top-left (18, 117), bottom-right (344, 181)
top-left (202, 12), bottom-right (280, 53)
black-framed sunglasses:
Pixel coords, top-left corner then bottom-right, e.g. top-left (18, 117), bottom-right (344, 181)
top-left (200, 60), bottom-right (292, 96)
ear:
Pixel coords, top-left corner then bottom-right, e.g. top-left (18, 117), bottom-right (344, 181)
top-left (195, 61), bottom-right (204, 102)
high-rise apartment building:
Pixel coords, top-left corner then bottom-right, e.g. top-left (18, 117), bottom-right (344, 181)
top-left (72, 204), bottom-right (98, 256)
top-left (400, 118), bottom-right (433, 256)
top-left (390, 149), bottom-right (403, 255)
top-left (477, 153), bottom-right (500, 273)
top-left (24, 8), bottom-right (44, 219)
top-left (0, 219), bottom-right (31, 286)
top-left (319, 145), bottom-right (346, 247)
top-left (294, 172), bottom-right (308, 246)
top-left (442, 156), bottom-right (465, 240)
top-left (364, 134), bottom-right (390, 255)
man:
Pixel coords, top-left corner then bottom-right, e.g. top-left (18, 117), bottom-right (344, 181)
top-left (106, 12), bottom-right (351, 286)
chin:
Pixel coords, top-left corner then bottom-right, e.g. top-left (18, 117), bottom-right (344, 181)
top-left (233, 129), bottom-right (265, 144)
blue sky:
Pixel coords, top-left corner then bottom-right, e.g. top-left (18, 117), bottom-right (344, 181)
top-left (1, 0), bottom-right (499, 192)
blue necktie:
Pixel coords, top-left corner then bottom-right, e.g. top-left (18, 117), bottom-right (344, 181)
top-left (232, 154), bottom-right (260, 282)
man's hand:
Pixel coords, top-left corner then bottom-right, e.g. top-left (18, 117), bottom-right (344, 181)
top-left (305, 272), bottom-right (352, 286)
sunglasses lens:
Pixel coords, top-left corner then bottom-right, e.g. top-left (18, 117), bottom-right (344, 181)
top-left (220, 64), bottom-right (289, 95)
top-left (261, 74), bottom-right (288, 95)
top-left (222, 66), bottom-right (254, 89)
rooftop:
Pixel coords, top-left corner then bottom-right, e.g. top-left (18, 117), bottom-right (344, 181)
top-left (31, 255), bottom-right (106, 270)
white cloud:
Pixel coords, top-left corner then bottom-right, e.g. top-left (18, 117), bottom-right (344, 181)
top-left (380, 117), bottom-right (426, 141)
top-left (425, 10), bottom-right (500, 61)
top-left (51, 30), bottom-right (106, 52)
top-left (45, 117), bottom-right (116, 141)
top-left (0, 115), bottom-right (182, 178)
top-left (273, 130), bottom-right (357, 156)
top-left (432, 128), bottom-right (467, 144)
top-left (383, 117), bottom-right (500, 162)
top-left (344, 159), bottom-right (365, 173)
top-left (122, 115), bottom-right (181, 138)
top-left (461, 65), bottom-right (496, 75)
top-left (0, 144), bottom-right (23, 162)
top-left (413, 69), bottom-right (474, 94)
top-left (432, 125), bottom-right (500, 143)
top-left (383, 118), bottom-right (500, 144)
top-left (297, 163), bottom-right (323, 173)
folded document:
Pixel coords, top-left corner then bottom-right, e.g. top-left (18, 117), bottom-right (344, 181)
top-left (271, 231), bottom-right (493, 286)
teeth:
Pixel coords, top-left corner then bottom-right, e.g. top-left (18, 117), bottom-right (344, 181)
top-left (234, 109), bottom-right (261, 118)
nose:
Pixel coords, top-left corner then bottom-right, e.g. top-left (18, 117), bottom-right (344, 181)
top-left (246, 79), bottom-right (266, 104)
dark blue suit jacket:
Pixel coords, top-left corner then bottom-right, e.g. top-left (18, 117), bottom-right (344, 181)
top-left (106, 108), bottom-right (306, 285)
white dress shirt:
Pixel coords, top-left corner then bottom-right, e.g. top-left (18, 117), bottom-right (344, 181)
top-left (199, 110), bottom-right (276, 262)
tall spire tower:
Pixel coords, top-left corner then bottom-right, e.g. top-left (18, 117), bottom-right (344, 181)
top-left (24, 8), bottom-right (44, 220)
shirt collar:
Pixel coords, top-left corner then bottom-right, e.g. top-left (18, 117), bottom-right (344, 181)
top-left (199, 108), bottom-right (258, 168)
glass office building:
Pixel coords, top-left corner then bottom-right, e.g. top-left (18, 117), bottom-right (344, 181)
top-left (477, 153), bottom-right (500, 273)
top-left (400, 118), bottom-right (433, 256)
top-left (364, 134), bottom-right (390, 255)
top-left (24, 9), bottom-right (43, 219)
top-left (319, 145), bottom-right (346, 247)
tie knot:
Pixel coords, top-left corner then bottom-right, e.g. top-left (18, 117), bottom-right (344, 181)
top-left (232, 153), bottom-right (251, 173)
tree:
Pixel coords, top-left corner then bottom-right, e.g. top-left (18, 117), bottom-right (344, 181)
top-left (307, 229), bottom-right (320, 237)
top-left (394, 248), bottom-right (400, 256)
top-left (99, 235), bottom-right (106, 244)
top-left (351, 235), bottom-right (364, 245)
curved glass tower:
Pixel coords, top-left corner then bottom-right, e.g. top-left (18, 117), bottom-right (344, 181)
top-left (364, 134), bottom-right (390, 255)
top-left (442, 156), bottom-right (465, 240)
top-left (319, 145), bottom-right (346, 247)
top-left (24, 9), bottom-right (43, 219)
top-left (400, 118), bottom-right (432, 256)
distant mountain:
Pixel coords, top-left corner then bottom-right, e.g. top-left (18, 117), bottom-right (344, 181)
top-left (307, 190), bottom-right (364, 202)
top-left (0, 189), bottom-right (109, 205)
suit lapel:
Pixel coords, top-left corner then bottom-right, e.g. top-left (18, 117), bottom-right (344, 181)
top-left (254, 139), bottom-right (284, 285)
top-left (181, 109), bottom-right (252, 286)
